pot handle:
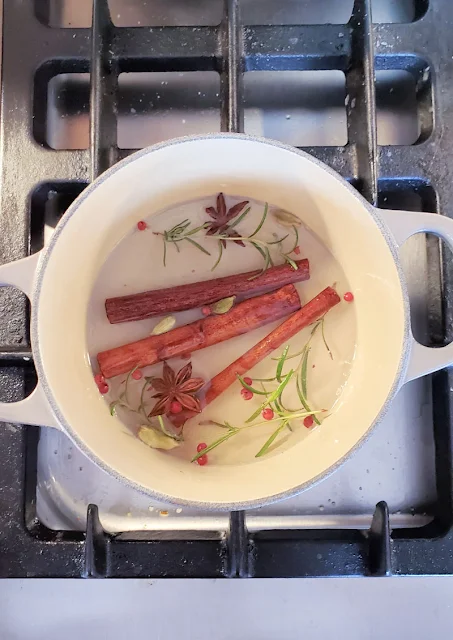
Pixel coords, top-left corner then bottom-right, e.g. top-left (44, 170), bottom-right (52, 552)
top-left (0, 252), bottom-right (60, 429)
top-left (379, 208), bottom-right (453, 383)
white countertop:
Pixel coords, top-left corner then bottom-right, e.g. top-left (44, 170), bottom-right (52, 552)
top-left (2, 577), bottom-right (453, 639)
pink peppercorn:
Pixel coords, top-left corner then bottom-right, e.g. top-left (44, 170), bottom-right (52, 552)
top-left (94, 373), bottom-right (105, 386)
top-left (241, 388), bottom-right (253, 400)
top-left (170, 401), bottom-right (183, 414)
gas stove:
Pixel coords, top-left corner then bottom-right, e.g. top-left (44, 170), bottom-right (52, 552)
top-left (1, 0), bottom-right (452, 578)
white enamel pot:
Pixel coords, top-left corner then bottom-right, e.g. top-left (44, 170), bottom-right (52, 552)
top-left (1, 134), bottom-right (452, 510)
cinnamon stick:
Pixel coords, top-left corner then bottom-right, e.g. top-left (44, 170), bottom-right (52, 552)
top-left (105, 259), bottom-right (309, 324)
top-left (204, 286), bottom-right (341, 406)
top-left (98, 284), bottom-right (301, 379)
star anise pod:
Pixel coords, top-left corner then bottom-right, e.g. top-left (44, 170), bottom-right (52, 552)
top-left (149, 361), bottom-right (204, 417)
top-left (205, 193), bottom-right (249, 248)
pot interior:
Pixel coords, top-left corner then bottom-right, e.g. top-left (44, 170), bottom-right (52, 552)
top-left (87, 193), bottom-right (356, 464)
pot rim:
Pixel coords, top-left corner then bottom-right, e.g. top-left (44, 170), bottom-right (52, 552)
top-left (31, 133), bottom-right (411, 510)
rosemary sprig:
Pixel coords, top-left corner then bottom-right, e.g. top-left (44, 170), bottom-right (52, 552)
top-left (124, 365), bottom-right (140, 405)
top-left (211, 240), bottom-right (223, 271)
top-left (265, 226), bottom-right (299, 270)
top-left (185, 223), bottom-right (211, 236)
top-left (276, 345), bottom-right (289, 382)
top-left (227, 206), bottom-right (251, 230)
top-left (300, 347), bottom-right (310, 399)
top-left (298, 346), bottom-right (320, 425)
top-left (157, 414), bottom-right (183, 441)
top-left (279, 226), bottom-right (299, 270)
top-left (296, 370), bottom-right (311, 415)
top-left (274, 396), bottom-right (293, 430)
top-left (196, 313), bottom-right (335, 460)
top-left (163, 238), bottom-right (167, 267)
top-left (268, 233), bottom-right (289, 245)
top-left (158, 220), bottom-right (211, 265)
top-left (321, 317), bottom-right (333, 360)
top-left (217, 234), bottom-right (281, 252)
top-left (248, 202), bottom-right (268, 238)
top-left (283, 255), bottom-right (298, 270)
top-left (277, 319), bottom-right (323, 361)
top-left (278, 316), bottom-right (332, 424)
top-left (255, 420), bottom-right (290, 457)
top-left (199, 419), bottom-right (232, 429)
top-left (109, 399), bottom-right (126, 416)
top-left (191, 409), bottom-right (319, 462)
top-left (287, 226), bottom-right (299, 255)
top-left (249, 242), bottom-right (271, 278)
top-left (184, 237), bottom-right (211, 256)
top-left (158, 201), bottom-right (297, 274)
top-left (192, 429), bottom-right (239, 459)
top-left (108, 367), bottom-right (180, 440)
top-left (237, 374), bottom-right (268, 395)
top-left (110, 368), bottom-right (149, 420)
top-left (246, 370), bottom-right (294, 423)
top-left (137, 378), bottom-right (152, 421)
top-left (201, 411), bottom-right (319, 432)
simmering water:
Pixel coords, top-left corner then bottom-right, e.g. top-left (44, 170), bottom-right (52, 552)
top-left (87, 194), bottom-right (356, 465)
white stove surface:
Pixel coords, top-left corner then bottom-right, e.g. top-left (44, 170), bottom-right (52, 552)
top-left (3, 577), bottom-right (453, 640)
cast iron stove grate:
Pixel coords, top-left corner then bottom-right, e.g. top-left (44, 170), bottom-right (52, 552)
top-left (0, 0), bottom-right (452, 578)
